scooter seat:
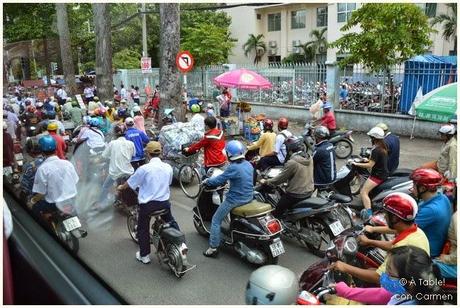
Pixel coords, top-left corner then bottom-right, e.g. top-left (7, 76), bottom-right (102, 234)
top-left (293, 197), bottom-right (329, 209)
top-left (330, 193), bottom-right (352, 203)
top-left (231, 201), bottom-right (272, 218)
top-left (149, 208), bottom-right (169, 217)
top-left (390, 168), bottom-right (412, 177)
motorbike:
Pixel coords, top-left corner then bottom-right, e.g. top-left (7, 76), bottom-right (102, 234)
top-left (193, 167), bottom-right (285, 265)
top-left (303, 123), bottom-right (354, 159)
top-left (127, 206), bottom-right (195, 278)
top-left (255, 167), bottom-right (354, 257)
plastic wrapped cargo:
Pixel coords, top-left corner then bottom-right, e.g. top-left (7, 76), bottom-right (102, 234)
top-left (159, 122), bottom-right (204, 159)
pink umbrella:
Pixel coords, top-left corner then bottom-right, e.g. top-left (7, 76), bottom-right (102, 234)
top-left (213, 68), bottom-right (272, 90)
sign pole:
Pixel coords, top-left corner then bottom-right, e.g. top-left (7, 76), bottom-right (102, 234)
top-left (183, 73), bottom-right (188, 103)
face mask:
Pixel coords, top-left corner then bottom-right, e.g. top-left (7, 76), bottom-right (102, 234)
top-left (380, 273), bottom-right (406, 295)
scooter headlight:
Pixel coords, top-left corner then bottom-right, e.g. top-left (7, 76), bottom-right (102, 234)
top-left (343, 237), bottom-right (358, 256)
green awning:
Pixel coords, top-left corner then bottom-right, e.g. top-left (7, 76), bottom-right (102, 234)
top-left (415, 83), bottom-right (457, 123)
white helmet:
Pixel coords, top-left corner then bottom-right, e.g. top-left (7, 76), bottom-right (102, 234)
top-left (376, 122), bottom-right (388, 132)
top-left (245, 265), bottom-right (298, 305)
top-left (133, 105), bottom-right (141, 113)
top-left (206, 103), bottom-right (214, 110)
top-left (367, 127), bottom-right (385, 139)
top-left (125, 117), bottom-right (135, 126)
top-left (438, 124), bottom-right (456, 135)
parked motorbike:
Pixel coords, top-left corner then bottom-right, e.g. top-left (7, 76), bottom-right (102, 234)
top-left (127, 206), bottom-right (195, 278)
top-left (302, 123), bottom-right (354, 159)
top-left (193, 167), bottom-right (285, 265)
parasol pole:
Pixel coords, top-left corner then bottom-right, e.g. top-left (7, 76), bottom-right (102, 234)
top-left (410, 114), bottom-right (417, 140)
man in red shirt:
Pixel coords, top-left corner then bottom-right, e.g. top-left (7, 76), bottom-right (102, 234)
top-left (318, 102), bottom-right (336, 135)
top-left (184, 116), bottom-right (227, 171)
top-left (47, 122), bottom-right (67, 159)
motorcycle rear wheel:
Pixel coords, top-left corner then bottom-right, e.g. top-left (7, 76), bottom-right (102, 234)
top-left (55, 222), bottom-right (80, 253)
top-left (165, 243), bottom-right (186, 278)
top-left (350, 175), bottom-right (362, 196)
top-left (335, 139), bottom-right (353, 159)
top-left (127, 214), bottom-right (138, 243)
top-left (302, 219), bottom-right (335, 258)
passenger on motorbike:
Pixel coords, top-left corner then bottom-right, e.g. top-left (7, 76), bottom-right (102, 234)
top-left (184, 116), bottom-right (226, 172)
top-left (333, 245), bottom-right (442, 305)
top-left (20, 136), bottom-right (45, 201)
top-left (69, 100), bottom-right (85, 127)
top-left (77, 118), bottom-right (105, 150)
top-left (124, 117), bottom-right (149, 170)
top-left (260, 137), bottom-right (314, 218)
top-left (433, 211), bottom-right (457, 279)
top-left (28, 135), bottom-right (79, 219)
top-left (247, 118), bottom-right (276, 161)
top-left (202, 140), bottom-right (254, 258)
top-left (44, 110), bottom-right (65, 135)
top-left (376, 123), bottom-right (400, 175)
top-left (47, 122), bottom-right (67, 160)
top-left (117, 141), bottom-right (180, 264)
top-left (312, 126), bottom-right (336, 186)
top-left (132, 105), bottom-right (145, 132)
top-left (257, 117), bottom-right (292, 171)
top-left (354, 127), bottom-right (389, 220)
top-left (245, 265), bottom-right (298, 305)
top-left (189, 103), bottom-right (205, 132)
top-left (330, 192), bottom-right (430, 285)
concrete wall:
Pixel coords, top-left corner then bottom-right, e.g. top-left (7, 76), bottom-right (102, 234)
top-left (234, 101), bottom-right (453, 139)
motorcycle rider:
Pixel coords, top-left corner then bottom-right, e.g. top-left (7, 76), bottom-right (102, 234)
top-left (433, 211), bottom-right (457, 279)
top-left (132, 105), bottom-right (145, 132)
top-left (354, 126), bottom-right (389, 220)
top-left (77, 118), bottom-right (105, 150)
top-left (376, 123), bottom-right (400, 175)
top-left (28, 135), bottom-right (79, 219)
top-left (125, 117), bottom-right (150, 170)
top-left (257, 117), bottom-right (292, 171)
top-left (47, 122), bottom-right (67, 160)
top-left (184, 116), bottom-right (226, 172)
top-left (245, 265), bottom-right (298, 305)
top-left (69, 100), bottom-right (85, 127)
top-left (247, 118), bottom-right (276, 161)
top-left (314, 102), bottom-right (336, 136)
top-left (20, 136), bottom-right (45, 201)
top-left (202, 140), bottom-right (253, 257)
top-left (312, 126), bottom-right (336, 186)
top-left (260, 137), bottom-right (314, 218)
top-left (330, 192), bottom-right (430, 286)
top-left (117, 141), bottom-right (180, 264)
top-left (189, 104), bottom-right (205, 132)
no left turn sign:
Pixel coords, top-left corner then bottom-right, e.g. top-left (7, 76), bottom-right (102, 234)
top-left (176, 50), bottom-right (194, 73)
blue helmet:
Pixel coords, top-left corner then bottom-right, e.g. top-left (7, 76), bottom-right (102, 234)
top-left (226, 140), bottom-right (246, 161)
top-left (83, 115), bottom-right (91, 125)
top-left (47, 110), bottom-right (57, 119)
top-left (117, 108), bottom-right (127, 118)
top-left (88, 118), bottom-right (100, 127)
top-left (323, 102), bottom-right (333, 109)
top-left (38, 135), bottom-right (57, 152)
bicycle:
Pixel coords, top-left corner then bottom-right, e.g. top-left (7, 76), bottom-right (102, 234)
top-left (177, 150), bottom-right (203, 199)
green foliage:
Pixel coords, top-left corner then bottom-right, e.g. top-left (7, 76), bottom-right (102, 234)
top-left (181, 22), bottom-right (236, 67)
top-left (431, 3), bottom-right (457, 42)
top-left (113, 48), bottom-right (142, 69)
top-left (330, 3), bottom-right (434, 72)
top-left (243, 34), bottom-right (267, 64)
top-left (282, 53), bottom-right (309, 64)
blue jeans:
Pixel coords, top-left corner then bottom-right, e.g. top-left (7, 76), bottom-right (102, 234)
top-left (209, 199), bottom-right (241, 248)
top-left (433, 259), bottom-right (457, 279)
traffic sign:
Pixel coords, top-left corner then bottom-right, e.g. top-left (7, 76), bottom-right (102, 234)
top-left (141, 57), bottom-right (152, 73)
top-left (176, 51), bottom-right (194, 73)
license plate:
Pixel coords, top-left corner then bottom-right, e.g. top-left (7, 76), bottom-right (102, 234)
top-left (329, 220), bottom-right (345, 236)
top-left (15, 153), bottom-right (23, 161)
top-left (62, 216), bottom-right (82, 232)
top-left (3, 166), bottom-right (13, 175)
top-left (63, 135), bottom-right (70, 141)
top-left (269, 240), bottom-right (285, 257)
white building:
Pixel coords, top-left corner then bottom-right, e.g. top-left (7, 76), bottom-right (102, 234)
top-left (224, 3), bottom-right (455, 65)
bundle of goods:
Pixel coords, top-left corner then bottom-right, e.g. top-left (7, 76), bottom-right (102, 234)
top-left (243, 116), bottom-right (263, 142)
top-left (222, 116), bottom-right (240, 136)
top-left (158, 122), bottom-right (204, 159)
top-left (236, 101), bottom-right (251, 113)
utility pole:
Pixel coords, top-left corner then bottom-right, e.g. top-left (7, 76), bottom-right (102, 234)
top-left (141, 3), bottom-right (149, 91)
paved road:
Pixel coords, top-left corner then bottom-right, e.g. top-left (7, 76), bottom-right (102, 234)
top-left (74, 131), bottom-right (443, 305)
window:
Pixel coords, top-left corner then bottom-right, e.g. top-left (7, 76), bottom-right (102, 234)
top-left (257, 14), bottom-right (261, 20)
top-left (317, 7), bottom-right (328, 27)
top-left (268, 55), bottom-right (281, 64)
top-left (337, 3), bottom-right (356, 23)
top-left (337, 55), bottom-right (354, 77)
top-left (291, 10), bottom-right (306, 29)
top-left (268, 13), bottom-right (281, 32)
top-left (417, 3), bottom-right (437, 18)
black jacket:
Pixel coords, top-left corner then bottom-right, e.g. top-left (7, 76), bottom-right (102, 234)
top-left (313, 140), bottom-right (336, 185)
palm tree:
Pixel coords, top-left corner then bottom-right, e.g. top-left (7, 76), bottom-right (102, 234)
top-left (431, 3), bottom-right (457, 53)
top-left (296, 45), bottom-right (316, 63)
top-left (296, 28), bottom-right (328, 63)
top-left (243, 34), bottom-right (267, 64)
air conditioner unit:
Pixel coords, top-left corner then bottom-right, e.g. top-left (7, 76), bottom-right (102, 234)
top-left (269, 41), bottom-right (277, 48)
top-left (293, 40), bottom-right (302, 47)
top-left (293, 47), bottom-right (301, 54)
top-left (268, 49), bottom-right (277, 56)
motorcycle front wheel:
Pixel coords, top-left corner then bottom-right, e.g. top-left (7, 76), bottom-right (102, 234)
top-left (193, 218), bottom-right (209, 237)
top-left (302, 219), bottom-right (334, 257)
top-left (127, 214), bottom-right (138, 243)
top-left (350, 175), bottom-right (362, 196)
top-left (335, 139), bottom-right (353, 159)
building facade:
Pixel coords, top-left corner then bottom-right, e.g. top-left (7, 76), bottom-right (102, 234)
top-left (224, 3), bottom-right (456, 65)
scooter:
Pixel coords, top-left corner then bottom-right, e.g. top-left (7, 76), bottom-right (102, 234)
top-left (302, 123), bottom-right (354, 159)
top-left (193, 167), bottom-right (285, 265)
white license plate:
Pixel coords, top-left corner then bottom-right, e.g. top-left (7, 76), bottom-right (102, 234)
top-left (269, 240), bottom-right (285, 257)
top-left (63, 135), bottom-right (70, 141)
top-left (3, 166), bottom-right (13, 176)
top-left (62, 216), bottom-right (82, 232)
top-left (329, 220), bottom-right (345, 236)
top-left (15, 153), bottom-right (23, 161)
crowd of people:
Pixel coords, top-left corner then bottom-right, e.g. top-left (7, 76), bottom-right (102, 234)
top-left (2, 82), bottom-right (457, 305)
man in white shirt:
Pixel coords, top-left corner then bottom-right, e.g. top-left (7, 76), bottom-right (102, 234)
top-left (28, 135), bottom-right (79, 218)
top-left (84, 85), bottom-right (94, 103)
top-left (120, 84), bottom-right (128, 100)
top-left (78, 118), bottom-right (105, 150)
top-left (56, 86), bottom-right (68, 105)
top-left (96, 124), bottom-right (135, 209)
top-left (117, 141), bottom-right (181, 264)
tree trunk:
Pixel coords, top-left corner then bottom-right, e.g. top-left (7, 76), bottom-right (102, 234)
top-left (43, 37), bottom-right (51, 85)
top-left (56, 4), bottom-right (77, 95)
top-left (92, 3), bottom-right (113, 102)
top-left (159, 3), bottom-right (183, 124)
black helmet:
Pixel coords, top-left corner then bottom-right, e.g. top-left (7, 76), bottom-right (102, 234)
top-left (285, 136), bottom-right (304, 155)
top-left (314, 126), bottom-right (330, 139)
top-left (26, 136), bottom-right (41, 155)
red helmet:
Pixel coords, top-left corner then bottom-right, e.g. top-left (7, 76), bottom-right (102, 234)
top-left (383, 192), bottom-right (418, 221)
top-left (27, 105), bottom-right (36, 113)
top-left (410, 168), bottom-right (443, 191)
top-left (278, 117), bottom-right (289, 130)
top-left (263, 118), bottom-right (274, 130)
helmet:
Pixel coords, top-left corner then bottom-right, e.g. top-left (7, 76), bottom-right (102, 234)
top-left (376, 123), bottom-right (388, 132)
top-left (113, 123), bottom-right (126, 136)
top-left (263, 118), bottom-right (274, 131)
top-left (93, 107), bottom-right (101, 116)
top-left (206, 109), bottom-right (215, 117)
top-left (383, 192), bottom-right (418, 221)
top-left (410, 168), bottom-right (443, 191)
top-left (27, 105), bottom-right (36, 113)
top-left (438, 124), bottom-right (456, 135)
top-left (93, 96), bottom-right (99, 102)
top-left (206, 103), bottom-right (214, 110)
top-left (36, 102), bottom-right (43, 108)
top-left (38, 135), bottom-right (57, 152)
top-left (88, 118), bottom-right (100, 128)
top-left (106, 100), bottom-right (113, 107)
top-left (367, 127), bottom-right (385, 139)
top-left (47, 122), bottom-right (58, 131)
top-left (323, 102), bottom-right (333, 109)
top-left (71, 100), bottom-right (79, 107)
top-left (125, 117), bottom-right (134, 126)
top-left (285, 136), bottom-right (304, 154)
top-left (245, 265), bottom-right (298, 305)
top-left (120, 99), bottom-right (127, 104)
top-left (191, 104), bottom-right (200, 113)
top-left (278, 117), bottom-right (289, 130)
top-left (133, 105), bottom-right (141, 113)
top-left (47, 110), bottom-right (57, 119)
top-left (314, 126), bottom-right (330, 139)
top-left (83, 115), bottom-right (91, 125)
top-left (26, 136), bottom-right (41, 155)
top-left (27, 126), bottom-right (37, 137)
top-left (117, 108), bottom-right (127, 118)
top-left (226, 140), bottom-right (246, 161)
top-left (66, 97), bottom-right (72, 102)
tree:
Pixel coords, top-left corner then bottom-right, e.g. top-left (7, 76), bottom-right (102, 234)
top-left (113, 49), bottom-right (143, 70)
top-left (282, 53), bottom-right (309, 64)
top-left (243, 34), bottom-right (267, 64)
top-left (56, 4), bottom-right (77, 95)
top-left (330, 4), bottom-right (434, 106)
top-left (296, 28), bottom-right (327, 63)
top-left (92, 3), bottom-right (113, 102)
top-left (159, 3), bottom-right (183, 123)
top-left (431, 3), bottom-right (457, 53)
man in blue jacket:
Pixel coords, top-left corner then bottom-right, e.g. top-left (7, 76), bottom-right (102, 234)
top-left (202, 140), bottom-right (254, 258)
top-left (312, 126), bottom-right (336, 186)
top-left (376, 123), bottom-right (400, 174)
top-left (125, 117), bottom-right (150, 170)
